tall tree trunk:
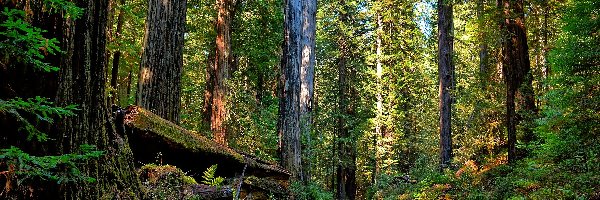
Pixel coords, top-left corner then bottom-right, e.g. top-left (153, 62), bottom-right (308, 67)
top-left (372, 11), bottom-right (383, 186)
top-left (478, 0), bottom-right (488, 79)
top-left (279, 0), bottom-right (304, 181)
top-left (56, 0), bottom-right (140, 198)
top-left (499, 0), bottom-right (536, 163)
top-left (300, 0), bottom-right (316, 183)
top-left (438, 0), bottom-right (454, 170)
top-left (209, 0), bottom-right (235, 145)
top-left (110, 0), bottom-right (126, 105)
top-left (137, 0), bottom-right (187, 123)
top-left (335, 5), bottom-right (356, 199)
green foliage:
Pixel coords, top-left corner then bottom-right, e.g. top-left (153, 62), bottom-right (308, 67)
top-left (106, 0), bottom-right (147, 106)
top-left (290, 181), bottom-right (334, 200)
top-left (0, 8), bottom-right (62, 72)
top-left (178, 0), bottom-right (213, 135)
top-left (0, 1), bottom-right (114, 194)
top-left (383, 0), bottom-right (600, 199)
top-left (43, 0), bottom-right (84, 19)
top-left (201, 164), bottom-right (224, 187)
top-left (0, 97), bottom-right (78, 141)
top-left (139, 164), bottom-right (200, 199)
top-left (0, 145), bottom-right (104, 184)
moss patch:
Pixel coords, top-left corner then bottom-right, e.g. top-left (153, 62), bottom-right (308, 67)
top-left (123, 106), bottom-right (290, 179)
top-left (125, 107), bottom-right (244, 162)
top-left (139, 164), bottom-right (199, 199)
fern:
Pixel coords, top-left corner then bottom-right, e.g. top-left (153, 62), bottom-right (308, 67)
top-left (201, 164), bottom-right (224, 188)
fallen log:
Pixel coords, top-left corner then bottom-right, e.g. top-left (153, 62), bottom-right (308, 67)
top-left (119, 106), bottom-right (290, 183)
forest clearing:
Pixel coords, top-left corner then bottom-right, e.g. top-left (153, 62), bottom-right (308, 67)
top-left (1, 0), bottom-right (599, 199)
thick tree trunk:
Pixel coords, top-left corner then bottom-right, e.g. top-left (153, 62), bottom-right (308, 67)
top-left (278, 0), bottom-right (304, 181)
top-left (499, 0), bottom-right (536, 163)
top-left (335, 7), bottom-right (356, 200)
top-left (55, 0), bottom-right (140, 198)
top-left (300, 0), bottom-right (316, 183)
top-left (209, 0), bottom-right (234, 145)
top-left (137, 0), bottom-right (186, 123)
top-left (438, 0), bottom-right (454, 170)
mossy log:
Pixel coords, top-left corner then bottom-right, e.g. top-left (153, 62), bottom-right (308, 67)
top-left (120, 106), bottom-right (290, 182)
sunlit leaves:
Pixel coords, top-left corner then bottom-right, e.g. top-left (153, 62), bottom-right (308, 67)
top-left (201, 164), bottom-right (225, 187)
top-left (43, 0), bottom-right (84, 19)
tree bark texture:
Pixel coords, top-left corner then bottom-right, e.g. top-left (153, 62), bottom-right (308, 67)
top-left (56, 0), bottom-right (140, 198)
top-left (278, 0), bottom-right (304, 181)
top-left (300, 0), bottom-right (316, 183)
top-left (438, 0), bottom-right (454, 170)
top-left (499, 0), bottom-right (536, 163)
top-left (137, 0), bottom-right (187, 123)
top-left (209, 0), bottom-right (235, 145)
top-left (335, 7), bottom-right (356, 200)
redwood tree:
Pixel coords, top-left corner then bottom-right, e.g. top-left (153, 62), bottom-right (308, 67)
top-left (499, 0), bottom-right (536, 163)
top-left (205, 0), bottom-right (236, 145)
top-left (335, 2), bottom-right (356, 199)
top-left (137, 0), bottom-right (187, 123)
top-left (438, 0), bottom-right (454, 170)
top-left (279, 0), bottom-right (304, 181)
top-left (56, 0), bottom-right (140, 197)
top-left (300, 0), bottom-right (316, 183)
top-left (278, 0), bottom-right (316, 182)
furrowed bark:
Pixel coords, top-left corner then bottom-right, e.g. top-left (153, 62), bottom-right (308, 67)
top-left (56, 0), bottom-right (141, 198)
top-left (278, 0), bottom-right (304, 181)
top-left (137, 0), bottom-right (187, 123)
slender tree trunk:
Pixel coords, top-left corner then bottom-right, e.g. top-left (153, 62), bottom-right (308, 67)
top-left (335, 5), bottom-right (356, 199)
top-left (499, 0), bottom-right (536, 163)
top-left (438, 0), bottom-right (454, 170)
top-left (372, 12), bottom-right (383, 186)
top-left (126, 69), bottom-right (133, 104)
top-left (203, 55), bottom-right (214, 126)
top-left (137, 0), bottom-right (187, 123)
top-left (110, 0), bottom-right (126, 105)
top-left (478, 0), bottom-right (488, 79)
top-left (278, 0), bottom-right (304, 181)
top-left (300, 0), bottom-right (316, 183)
top-left (56, 0), bottom-right (140, 198)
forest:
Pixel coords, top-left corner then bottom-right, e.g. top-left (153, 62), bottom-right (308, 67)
top-left (0, 0), bottom-right (599, 199)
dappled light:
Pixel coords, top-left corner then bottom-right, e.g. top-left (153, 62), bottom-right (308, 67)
top-left (0, 0), bottom-right (598, 199)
